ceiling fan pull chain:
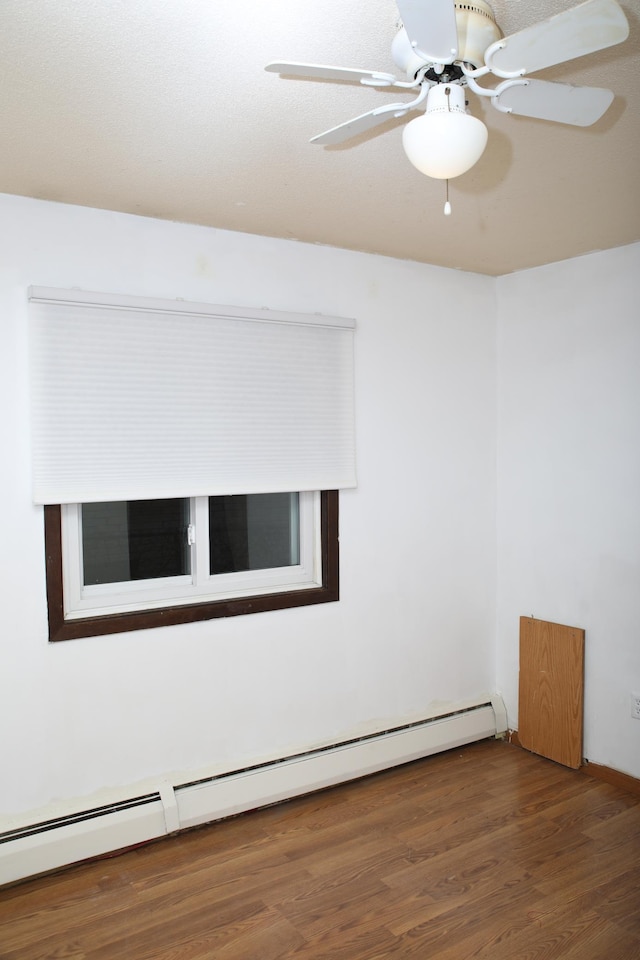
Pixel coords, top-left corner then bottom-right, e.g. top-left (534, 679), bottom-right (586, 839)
top-left (444, 179), bottom-right (452, 217)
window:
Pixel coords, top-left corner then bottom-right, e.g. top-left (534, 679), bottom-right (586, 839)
top-left (30, 288), bottom-right (354, 640)
top-left (45, 491), bottom-right (339, 641)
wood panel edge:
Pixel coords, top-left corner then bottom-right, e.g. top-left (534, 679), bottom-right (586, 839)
top-left (506, 729), bottom-right (523, 749)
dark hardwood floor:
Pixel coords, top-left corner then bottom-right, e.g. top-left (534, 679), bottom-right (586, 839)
top-left (1, 739), bottom-right (640, 959)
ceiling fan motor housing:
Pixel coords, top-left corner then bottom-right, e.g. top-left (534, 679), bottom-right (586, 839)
top-left (455, 2), bottom-right (502, 67)
top-left (393, 0), bottom-right (503, 76)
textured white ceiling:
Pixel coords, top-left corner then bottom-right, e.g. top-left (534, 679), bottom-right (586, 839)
top-left (0, 0), bottom-right (637, 275)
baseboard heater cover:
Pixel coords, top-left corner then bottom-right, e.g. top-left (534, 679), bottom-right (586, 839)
top-left (0, 698), bottom-right (503, 886)
top-left (0, 798), bottom-right (168, 888)
top-left (177, 703), bottom-right (497, 828)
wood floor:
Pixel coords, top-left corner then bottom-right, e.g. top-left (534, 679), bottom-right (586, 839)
top-left (1, 739), bottom-right (640, 960)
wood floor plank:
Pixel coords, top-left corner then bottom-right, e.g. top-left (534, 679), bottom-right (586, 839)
top-left (582, 799), bottom-right (640, 842)
top-left (593, 865), bottom-right (640, 939)
top-left (559, 921), bottom-right (640, 960)
top-left (130, 843), bottom-right (307, 902)
top-left (540, 782), bottom-right (639, 830)
top-left (476, 907), bottom-right (617, 960)
top-left (0, 878), bottom-right (138, 956)
top-left (532, 833), bottom-right (640, 898)
top-left (365, 884), bottom-right (547, 959)
top-left (87, 899), bottom-right (288, 960)
top-left (383, 858), bottom-right (536, 938)
top-left (273, 874), bottom-right (395, 943)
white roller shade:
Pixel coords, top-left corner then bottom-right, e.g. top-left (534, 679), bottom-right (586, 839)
top-left (29, 288), bottom-right (356, 504)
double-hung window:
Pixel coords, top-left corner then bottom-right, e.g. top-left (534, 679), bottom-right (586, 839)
top-left (29, 289), bottom-right (354, 640)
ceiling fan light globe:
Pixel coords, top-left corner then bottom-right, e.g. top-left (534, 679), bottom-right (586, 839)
top-left (402, 110), bottom-right (488, 180)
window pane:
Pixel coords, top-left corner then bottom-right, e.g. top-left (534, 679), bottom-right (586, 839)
top-left (82, 499), bottom-right (190, 585)
top-left (209, 493), bottom-right (300, 574)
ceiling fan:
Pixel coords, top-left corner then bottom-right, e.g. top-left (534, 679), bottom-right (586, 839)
top-left (266, 0), bottom-right (629, 208)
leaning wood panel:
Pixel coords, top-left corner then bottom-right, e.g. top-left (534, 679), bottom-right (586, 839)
top-left (519, 616), bottom-right (585, 769)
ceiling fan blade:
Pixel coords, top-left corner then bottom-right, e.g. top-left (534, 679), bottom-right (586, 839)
top-left (494, 79), bottom-right (614, 126)
top-left (310, 102), bottom-right (413, 145)
top-left (265, 62), bottom-right (397, 87)
top-left (395, 0), bottom-right (458, 62)
top-left (486, 0), bottom-right (629, 78)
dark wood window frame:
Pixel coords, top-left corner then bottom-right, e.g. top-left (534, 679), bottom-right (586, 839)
top-left (44, 491), bottom-right (339, 642)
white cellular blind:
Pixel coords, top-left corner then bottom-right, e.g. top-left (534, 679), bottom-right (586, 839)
top-left (29, 288), bottom-right (356, 504)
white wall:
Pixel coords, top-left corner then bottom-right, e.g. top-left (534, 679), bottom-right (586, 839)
top-left (496, 243), bottom-right (640, 779)
top-left (0, 194), bottom-right (497, 821)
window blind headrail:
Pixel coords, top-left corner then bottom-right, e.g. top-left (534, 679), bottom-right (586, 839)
top-left (28, 287), bottom-right (355, 331)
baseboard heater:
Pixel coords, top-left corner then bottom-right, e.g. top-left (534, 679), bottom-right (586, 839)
top-left (0, 697), bottom-right (506, 886)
